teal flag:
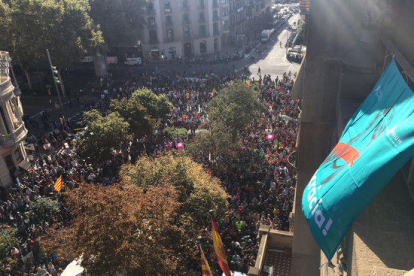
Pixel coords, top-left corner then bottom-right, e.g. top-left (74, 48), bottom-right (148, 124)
top-left (302, 59), bottom-right (414, 260)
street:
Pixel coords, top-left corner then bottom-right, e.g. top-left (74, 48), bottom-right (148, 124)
top-left (20, 12), bottom-right (303, 135)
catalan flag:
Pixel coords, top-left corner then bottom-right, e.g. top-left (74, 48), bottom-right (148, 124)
top-left (200, 245), bottom-right (212, 276)
top-left (54, 176), bottom-right (62, 192)
top-left (211, 218), bottom-right (231, 276)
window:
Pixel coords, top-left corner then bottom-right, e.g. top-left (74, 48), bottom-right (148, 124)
top-left (0, 106), bottom-right (10, 134)
top-left (147, 2), bottom-right (155, 15)
top-left (199, 25), bottom-right (207, 37)
top-left (166, 15), bottom-right (173, 26)
top-left (182, 0), bottom-right (188, 8)
top-left (221, 0), bottom-right (227, 3)
top-left (149, 30), bottom-right (158, 43)
top-left (222, 7), bottom-right (229, 17)
top-left (167, 29), bottom-right (174, 41)
top-left (14, 148), bottom-right (23, 163)
top-left (164, 1), bottom-right (172, 13)
top-left (222, 20), bottom-right (229, 31)
top-left (182, 13), bottom-right (190, 24)
top-left (183, 26), bottom-right (191, 39)
top-left (200, 41), bottom-right (207, 54)
top-left (199, 0), bottom-right (205, 8)
top-left (213, 22), bottom-right (219, 35)
top-left (147, 17), bottom-right (156, 28)
top-left (212, 0), bottom-right (218, 8)
top-left (213, 10), bottom-right (219, 21)
top-left (199, 12), bottom-right (205, 22)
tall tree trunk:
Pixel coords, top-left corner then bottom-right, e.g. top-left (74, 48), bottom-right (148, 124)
top-left (16, 57), bottom-right (32, 91)
top-left (23, 68), bottom-right (32, 91)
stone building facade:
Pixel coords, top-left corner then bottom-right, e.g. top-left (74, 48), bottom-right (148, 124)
top-left (142, 0), bottom-right (227, 60)
top-left (0, 51), bottom-right (28, 187)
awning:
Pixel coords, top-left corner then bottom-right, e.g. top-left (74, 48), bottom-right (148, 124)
top-left (18, 159), bottom-right (31, 171)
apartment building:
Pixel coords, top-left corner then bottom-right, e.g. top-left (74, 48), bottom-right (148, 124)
top-left (229, 0), bottom-right (271, 45)
top-left (0, 52), bottom-right (29, 187)
top-left (142, 0), bottom-right (229, 60)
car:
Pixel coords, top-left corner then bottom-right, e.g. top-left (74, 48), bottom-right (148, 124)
top-left (124, 57), bottom-right (142, 66)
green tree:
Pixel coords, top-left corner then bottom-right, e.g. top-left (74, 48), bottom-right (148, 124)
top-left (89, 0), bottom-right (145, 48)
top-left (111, 89), bottom-right (172, 138)
top-left (111, 97), bottom-right (154, 138)
top-left (131, 89), bottom-right (172, 120)
top-left (187, 122), bottom-right (239, 167)
top-left (30, 197), bottom-right (60, 223)
top-left (41, 183), bottom-right (187, 276)
top-left (0, 227), bottom-right (19, 268)
top-left (76, 110), bottom-right (131, 164)
top-left (208, 81), bottom-right (262, 140)
top-left (0, 0), bottom-right (104, 89)
top-left (120, 153), bottom-right (228, 226)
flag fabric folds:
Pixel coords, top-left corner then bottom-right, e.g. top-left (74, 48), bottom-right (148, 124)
top-left (54, 176), bottom-right (62, 192)
top-left (200, 245), bottom-right (212, 276)
top-left (211, 218), bottom-right (231, 276)
top-left (302, 59), bottom-right (414, 260)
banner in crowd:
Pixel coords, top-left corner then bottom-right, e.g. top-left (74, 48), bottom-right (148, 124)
top-left (302, 59), bottom-right (414, 260)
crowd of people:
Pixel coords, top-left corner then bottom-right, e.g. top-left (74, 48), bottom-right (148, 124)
top-left (0, 67), bottom-right (299, 275)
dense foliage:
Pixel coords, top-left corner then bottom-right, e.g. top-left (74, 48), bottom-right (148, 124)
top-left (120, 153), bottom-right (228, 227)
top-left (0, 0), bottom-right (104, 88)
top-left (41, 183), bottom-right (185, 276)
top-left (75, 110), bottom-right (131, 164)
top-left (111, 89), bottom-right (172, 138)
top-left (208, 81), bottom-right (262, 140)
top-left (29, 197), bottom-right (60, 224)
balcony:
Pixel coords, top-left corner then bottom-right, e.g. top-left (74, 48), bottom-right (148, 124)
top-left (213, 30), bottom-right (219, 36)
top-left (213, 14), bottom-right (220, 21)
top-left (183, 34), bottom-right (192, 40)
top-left (166, 36), bottom-right (175, 42)
top-left (146, 9), bottom-right (156, 16)
top-left (181, 6), bottom-right (190, 12)
top-left (0, 123), bottom-right (27, 147)
top-left (199, 17), bottom-right (206, 23)
top-left (147, 23), bottom-right (157, 29)
top-left (166, 20), bottom-right (174, 27)
top-left (182, 19), bottom-right (191, 25)
top-left (149, 37), bottom-right (159, 44)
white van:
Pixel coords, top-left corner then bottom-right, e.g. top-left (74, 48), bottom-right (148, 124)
top-left (124, 57), bottom-right (142, 66)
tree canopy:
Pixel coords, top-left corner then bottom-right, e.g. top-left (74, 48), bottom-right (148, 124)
top-left (111, 89), bottom-right (172, 138)
top-left (0, 0), bottom-right (104, 88)
top-left (75, 110), bottom-right (131, 165)
top-left (208, 81), bottom-right (262, 139)
top-left (41, 183), bottom-right (185, 276)
top-left (30, 197), bottom-right (60, 224)
top-left (89, 0), bottom-right (145, 48)
top-left (120, 153), bottom-right (228, 227)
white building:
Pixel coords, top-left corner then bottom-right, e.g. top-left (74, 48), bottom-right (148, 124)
top-left (0, 51), bottom-right (29, 187)
top-left (142, 0), bottom-right (229, 60)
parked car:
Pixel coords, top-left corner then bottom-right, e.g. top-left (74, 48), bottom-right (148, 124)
top-left (106, 56), bottom-right (118, 65)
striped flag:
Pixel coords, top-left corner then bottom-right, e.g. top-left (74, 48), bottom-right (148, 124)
top-left (54, 176), bottom-right (62, 192)
top-left (211, 218), bottom-right (231, 276)
top-left (246, 79), bottom-right (251, 88)
top-left (200, 245), bottom-right (212, 276)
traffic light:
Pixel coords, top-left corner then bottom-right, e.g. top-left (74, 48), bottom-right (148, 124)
top-left (52, 66), bottom-right (60, 84)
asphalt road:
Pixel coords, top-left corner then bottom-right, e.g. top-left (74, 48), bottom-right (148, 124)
top-left (21, 12), bottom-right (303, 134)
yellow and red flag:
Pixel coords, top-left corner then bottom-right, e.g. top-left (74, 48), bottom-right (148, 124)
top-left (211, 218), bottom-right (231, 276)
top-left (54, 176), bottom-right (62, 192)
top-left (246, 79), bottom-right (251, 88)
top-left (200, 245), bottom-right (212, 276)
